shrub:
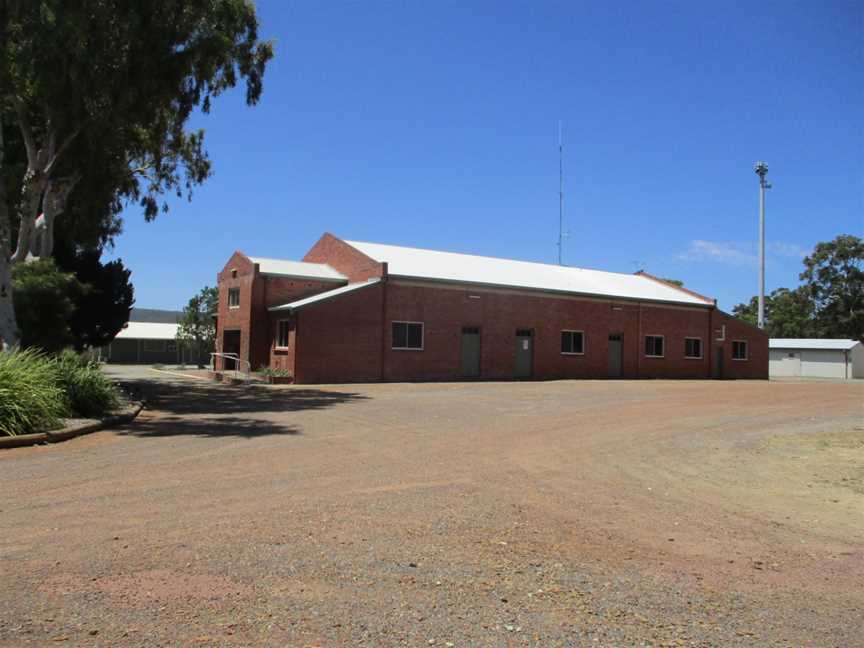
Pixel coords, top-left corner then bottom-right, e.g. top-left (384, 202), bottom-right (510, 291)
top-left (255, 367), bottom-right (293, 377)
top-left (12, 258), bottom-right (85, 353)
top-left (0, 349), bottom-right (70, 436)
top-left (54, 350), bottom-right (120, 418)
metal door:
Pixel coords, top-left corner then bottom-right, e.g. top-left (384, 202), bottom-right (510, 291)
top-left (781, 352), bottom-right (802, 377)
top-left (515, 329), bottom-right (533, 378)
top-left (460, 327), bottom-right (481, 377)
top-left (608, 334), bottom-right (623, 378)
top-left (713, 346), bottom-right (724, 379)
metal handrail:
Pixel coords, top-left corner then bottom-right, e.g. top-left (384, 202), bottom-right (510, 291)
top-left (210, 352), bottom-right (251, 384)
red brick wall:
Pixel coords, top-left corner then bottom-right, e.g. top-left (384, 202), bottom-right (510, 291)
top-left (284, 279), bottom-right (767, 383)
top-left (379, 281), bottom-right (722, 381)
top-left (215, 252), bottom-right (256, 371)
top-left (216, 250), bottom-right (346, 372)
top-left (292, 282), bottom-right (385, 383)
top-left (710, 310), bottom-right (769, 379)
top-left (302, 233), bottom-right (386, 282)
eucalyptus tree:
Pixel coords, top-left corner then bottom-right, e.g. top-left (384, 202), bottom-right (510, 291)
top-left (0, 0), bottom-right (274, 348)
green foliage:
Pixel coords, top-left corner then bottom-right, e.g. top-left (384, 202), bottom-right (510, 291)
top-left (0, 348), bottom-right (69, 436)
top-left (2, 0), bottom-right (275, 245)
top-left (54, 349), bottom-right (119, 418)
top-left (799, 234), bottom-right (863, 342)
top-left (732, 287), bottom-right (817, 338)
top-left (54, 229), bottom-right (134, 349)
top-left (12, 258), bottom-right (84, 352)
top-left (660, 278), bottom-right (684, 287)
top-left (733, 235), bottom-right (863, 341)
top-left (256, 367), bottom-right (293, 378)
top-left (177, 285), bottom-right (218, 367)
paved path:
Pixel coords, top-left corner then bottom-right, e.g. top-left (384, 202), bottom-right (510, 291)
top-left (1, 377), bottom-right (862, 646)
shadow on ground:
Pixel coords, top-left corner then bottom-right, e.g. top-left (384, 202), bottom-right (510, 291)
top-left (115, 378), bottom-right (368, 439)
top-left (119, 415), bottom-right (301, 439)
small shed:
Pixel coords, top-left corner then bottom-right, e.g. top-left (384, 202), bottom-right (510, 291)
top-left (769, 339), bottom-right (864, 379)
top-left (105, 322), bottom-right (182, 364)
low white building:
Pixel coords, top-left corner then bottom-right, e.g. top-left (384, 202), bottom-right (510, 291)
top-left (769, 339), bottom-right (864, 379)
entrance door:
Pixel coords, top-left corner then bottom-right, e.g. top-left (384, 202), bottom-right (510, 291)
top-left (608, 334), bottom-right (623, 378)
top-left (222, 330), bottom-right (241, 371)
top-left (713, 346), bottom-right (724, 379)
top-left (515, 329), bottom-right (534, 378)
top-left (460, 327), bottom-right (481, 377)
top-left (779, 352), bottom-right (802, 377)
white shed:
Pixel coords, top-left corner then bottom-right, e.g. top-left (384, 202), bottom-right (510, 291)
top-left (769, 339), bottom-right (864, 379)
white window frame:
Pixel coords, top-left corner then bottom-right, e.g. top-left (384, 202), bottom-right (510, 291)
top-left (560, 330), bottom-right (585, 356)
top-left (732, 339), bottom-right (749, 361)
top-left (684, 337), bottom-right (703, 360)
top-left (228, 287), bottom-right (240, 310)
top-left (644, 334), bottom-right (665, 358)
top-left (392, 321), bottom-right (424, 351)
top-left (276, 319), bottom-right (290, 349)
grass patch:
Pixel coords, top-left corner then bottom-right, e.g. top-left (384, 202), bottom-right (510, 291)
top-left (0, 348), bottom-right (69, 436)
top-left (55, 350), bottom-right (120, 418)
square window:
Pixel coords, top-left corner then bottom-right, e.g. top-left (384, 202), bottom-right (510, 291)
top-left (561, 330), bottom-right (584, 355)
top-left (392, 322), bottom-right (423, 350)
top-left (276, 320), bottom-right (290, 348)
top-left (645, 335), bottom-right (664, 358)
top-left (228, 287), bottom-right (240, 309)
top-left (685, 337), bottom-right (702, 359)
top-left (732, 340), bottom-right (748, 360)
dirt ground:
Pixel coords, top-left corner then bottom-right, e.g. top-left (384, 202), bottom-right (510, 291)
top-left (1, 371), bottom-right (862, 647)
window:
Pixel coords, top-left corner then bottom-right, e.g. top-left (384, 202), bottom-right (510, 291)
top-left (166, 340), bottom-right (177, 353)
top-left (228, 287), bottom-right (240, 309)
top-left (392, 321), bottom-right (423, 350)
top-left (684, 337), bottom-right (702, 359)
top-left (732, 340), bottom-right (748, 360)
top-left (561, 330), bottom-right (585, 355)
top-left (276, 320), bottom-right (290, 348)
top-left (645, 335), bottom-right (664, 358)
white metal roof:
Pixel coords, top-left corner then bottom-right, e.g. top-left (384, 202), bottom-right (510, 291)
top-left (345, 240), bottom-right (713, 306)
top-left (249, 257), bottom-right (346, 281)
top-left (269, 279), bottom-right (382, 312)
top-left (769, 338), bottom-right (860, 351)
top-left (115, 321), bottom-right (179, 340)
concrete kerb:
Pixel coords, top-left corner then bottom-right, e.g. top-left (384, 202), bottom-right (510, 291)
top-left (0, 401), bottom-right (144, 450)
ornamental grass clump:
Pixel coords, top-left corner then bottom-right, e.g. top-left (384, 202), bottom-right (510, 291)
top-left (0, 348), bottom-right (69, 436)
top-left (54, 350), bottom-right (120, 418)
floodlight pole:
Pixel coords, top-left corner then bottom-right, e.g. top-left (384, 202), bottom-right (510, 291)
top-left (754, 161), bottom-right (770, 329)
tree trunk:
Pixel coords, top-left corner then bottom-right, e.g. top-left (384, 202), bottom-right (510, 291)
top-left (29, 175), bottom-right (78, 259)
top-left (12, 167), bottom-right (45, 264)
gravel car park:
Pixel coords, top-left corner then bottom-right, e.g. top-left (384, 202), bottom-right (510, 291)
top-left (1, 372), bottom-right (861, 647)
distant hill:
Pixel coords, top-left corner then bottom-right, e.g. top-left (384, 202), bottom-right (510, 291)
top-left (130, 308), bottom-right (182, 324)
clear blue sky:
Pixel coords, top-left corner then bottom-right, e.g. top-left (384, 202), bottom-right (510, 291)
top-left (106, 0), bottom-right (863, 311)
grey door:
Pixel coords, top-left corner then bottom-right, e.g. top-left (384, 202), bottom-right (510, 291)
top-left (515, 329), bottom-right (533, 378)
top-left (608, 334), bottom-right (623, 378)
top-left (713, 346), bottom-right (724, 379)
top-left (460, 327), bottom-right (481, 377)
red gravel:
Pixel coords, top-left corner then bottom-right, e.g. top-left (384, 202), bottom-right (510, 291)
top-left (1, 376), bottom-right (862, 647)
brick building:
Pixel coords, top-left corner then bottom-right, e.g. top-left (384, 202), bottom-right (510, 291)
top-left (214, 233), bottom-right (767, 382)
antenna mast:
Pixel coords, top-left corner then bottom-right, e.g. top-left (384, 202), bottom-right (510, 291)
top-left (558, 121), bottom-right (564, 265)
